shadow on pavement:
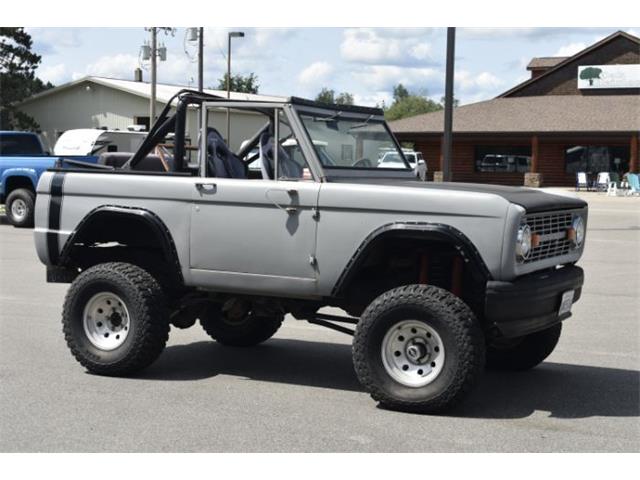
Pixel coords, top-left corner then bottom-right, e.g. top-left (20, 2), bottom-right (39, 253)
top-left (137, 338), bottom-right (639, 419)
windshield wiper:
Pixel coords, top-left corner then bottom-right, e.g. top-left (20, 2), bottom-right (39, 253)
top-left (348, 114), bottom-right (375, 130)
top-left (313, 111), bottom-right (342, 122)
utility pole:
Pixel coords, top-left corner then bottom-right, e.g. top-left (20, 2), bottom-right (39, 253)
top-left (150, 27), bottom-right (157, 124)
top-left (442, 27), bottom-right (456, 183)
top-left (198, 27), bottom-right (204, 92)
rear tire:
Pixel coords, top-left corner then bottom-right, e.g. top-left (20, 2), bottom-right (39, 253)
top-left (62, 262), bottom-right (170, 376)
top-left (5, 188), bottom-right (35, 228)
top-left (353, 285), bottom-right (485, 413)
top-left (200, 301), bottom-right (283, 347)
top-left (486, 323), bottom-right (562, 371)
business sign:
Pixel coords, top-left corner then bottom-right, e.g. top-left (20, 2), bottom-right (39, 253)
top-left (578, 64), bottom-right (640, 89)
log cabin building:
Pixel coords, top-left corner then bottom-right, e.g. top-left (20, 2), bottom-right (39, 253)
top-left (390, 30), bottom-right (640, 187)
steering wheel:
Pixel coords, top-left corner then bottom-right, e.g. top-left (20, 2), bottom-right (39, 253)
top-left (352, 158), bottom-right (373, 168)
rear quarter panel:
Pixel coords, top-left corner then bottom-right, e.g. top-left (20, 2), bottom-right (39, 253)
top-left (34, 171), bottom-right (199, 283)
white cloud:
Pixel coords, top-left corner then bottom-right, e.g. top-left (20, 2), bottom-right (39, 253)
top-left (456, 70), bottom-right (503, 92)
top-left (72, 53), bottom-right (139, 81)
top-left (553, 42), bottom-right (586, 57)
top-left (460, 27), bottom-right (614, 40)
top-left (297, 61), bottom-right (334, 87)
top-left (37, 63), bottom-right (67, 84)
top-left (27, 27), bottom-right (82, 54)
top-left (353, 91), bottom-right (393, 108)
top-left (352, 65), bottom-right (440, 92)
top-left (340, 28), bottom-right (436, 66)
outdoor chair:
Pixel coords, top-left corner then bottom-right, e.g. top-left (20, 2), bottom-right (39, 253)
top-left (596, 172), bottom-right (610, 192)
top-left (626, 173), bottom-right (640, 196)
top-left (606, 172), bottom-right (621, 196)
top-left (576, 172), bottom-right (589, 191)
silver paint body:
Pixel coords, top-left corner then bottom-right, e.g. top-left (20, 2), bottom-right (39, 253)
top-left (33, 101), bottom-right (586, 300)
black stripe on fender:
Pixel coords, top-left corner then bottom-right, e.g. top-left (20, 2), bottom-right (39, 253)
top-left (47, 172), bottom-right (65, 264)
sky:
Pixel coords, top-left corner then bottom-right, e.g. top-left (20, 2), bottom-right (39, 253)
top-left (26, 27), bottom-right (637, 107)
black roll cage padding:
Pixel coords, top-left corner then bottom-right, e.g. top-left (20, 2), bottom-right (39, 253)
top-left (235, 121), bottom-right (271, 160)
top-left (124, 89), bottom-right (284, 172)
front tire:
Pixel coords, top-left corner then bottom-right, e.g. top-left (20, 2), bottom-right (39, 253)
top-left (486, 323), bottom-right (562, 371)
top-left (5, 188), bottom-right (35, 228)
top-left (200, 301), bottom-right (283, 347)
top-left (353, 285), bottom-right (485, 413)
top-left (62, 262), bottom-right (170, 376)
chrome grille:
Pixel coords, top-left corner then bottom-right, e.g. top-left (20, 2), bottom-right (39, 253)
top-left (522, 211), bottom-right (573, 263)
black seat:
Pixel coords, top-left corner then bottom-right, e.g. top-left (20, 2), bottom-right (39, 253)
top-left (258, 133), bottom-right (303, 180)
top-left (205, 128), bottom-right (247, 179)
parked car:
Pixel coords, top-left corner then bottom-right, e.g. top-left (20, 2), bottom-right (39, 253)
top-left (379, 149), bottom-right (427, 180)
top-left (34, 91), bottom-right (588, 413)
top-left (0, 131), bottom-right (98, 227)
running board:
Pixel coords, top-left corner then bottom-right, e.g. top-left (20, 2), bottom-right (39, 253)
top-left (306, 313), bottom-right (359, 336)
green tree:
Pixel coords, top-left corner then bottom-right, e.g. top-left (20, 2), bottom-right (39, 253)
top-left (393, 83), bottom-right (409, 102)
top-left (384, 84), bottom-right (443, 121)
top-left (315, 87), bottom-right (335, 104)
top-left (439, 95), bottom-right (460, 108)
top-left (579, 67), bottom-right (603, 86)
top-left (216, 72), bottom-right (259, 94)
top-left (315, 88), bottom-right (354, 106)
top-left (335, 91), bottom-right (354, 105)
top-left (0, 27), bottom-right (53, 130)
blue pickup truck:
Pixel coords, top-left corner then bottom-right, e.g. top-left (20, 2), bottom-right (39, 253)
top-left (0, 131), bottom-right (98, 227)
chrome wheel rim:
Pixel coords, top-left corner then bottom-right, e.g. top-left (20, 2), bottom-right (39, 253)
top-left (82, 292), bottom-right (131, 351)
top-left (10, 198), bottom-right (27, 222)
top-left (381, 320), bottom-right (445, 387)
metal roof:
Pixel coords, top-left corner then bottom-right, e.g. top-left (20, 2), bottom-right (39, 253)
top-left (18, 76), bottom-right (287, 106)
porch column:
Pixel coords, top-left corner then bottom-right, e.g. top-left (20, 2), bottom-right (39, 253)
top-left (524, 135), bottom-right (543, 188)
top-left (631, 133), bottom-right (639, 173)
top-left (433, 135), bottom-right (445, 182)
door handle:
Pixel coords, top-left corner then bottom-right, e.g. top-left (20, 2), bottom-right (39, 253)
top-left (266, 188), bottom-right (299, 214)
top-left (195, 182), bottom-right (217, 193)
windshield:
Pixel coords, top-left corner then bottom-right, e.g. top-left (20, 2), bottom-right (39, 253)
top-left (298, 113), bottom-right (410, 170)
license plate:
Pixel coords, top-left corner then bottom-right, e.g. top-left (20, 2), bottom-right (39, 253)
top-left (559, 290), bottom-right (575, 316)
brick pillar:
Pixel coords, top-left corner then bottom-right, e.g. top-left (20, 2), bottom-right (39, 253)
top-left (524, 135), bottom-right (543, 188)
top-left (631, 133), bottom-right (639, 173)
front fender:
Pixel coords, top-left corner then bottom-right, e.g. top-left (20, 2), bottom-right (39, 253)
top-left (331, 222), bottom-right (492, 298)
top-left (1, 169), bottom-right (38, 195)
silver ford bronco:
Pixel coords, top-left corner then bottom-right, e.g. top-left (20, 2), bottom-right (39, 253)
top-left (34, 91), bottom-right (587, 413)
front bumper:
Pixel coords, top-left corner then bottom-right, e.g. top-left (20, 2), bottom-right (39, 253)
top-left (485, 265), bottom-right (584, 338)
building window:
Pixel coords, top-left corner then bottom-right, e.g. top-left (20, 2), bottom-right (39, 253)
top-left (565, 145), bottom-right (630, 174)
top-left (474, 146), bottom-right (531, 173)
top-left (134, 116), bottom-right (151, 131)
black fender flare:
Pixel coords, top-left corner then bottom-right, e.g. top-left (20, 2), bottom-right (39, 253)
top-left (58, 205), bottom-right (183, 283)
top-left (331, 222), bottom-right (492, 298)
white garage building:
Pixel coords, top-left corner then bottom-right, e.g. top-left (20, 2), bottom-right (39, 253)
top-left (17, 76), bottom-right (284, 152)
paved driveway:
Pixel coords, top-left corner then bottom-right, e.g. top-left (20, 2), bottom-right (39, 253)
top-left (0, 192), bottom-right (638, 452)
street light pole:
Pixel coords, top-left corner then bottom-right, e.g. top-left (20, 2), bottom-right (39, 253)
top-left (442, 27), bottom-right (456, 182)
top-left (150, 27), bottom-right (157, 124)
top-left (226, 31), bottom-right (244, 144)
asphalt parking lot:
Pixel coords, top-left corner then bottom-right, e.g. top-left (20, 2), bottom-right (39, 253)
top-left (0, 192), bottom-right (638, 452)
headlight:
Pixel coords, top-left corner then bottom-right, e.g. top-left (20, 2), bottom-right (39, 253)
top-left (516, 224), bottom-right (532, 262)
top-left (569, 216), bottom-right (585, 248)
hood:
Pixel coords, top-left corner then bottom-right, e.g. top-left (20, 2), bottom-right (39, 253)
top-left (329, 178), bottom-right (587, 213)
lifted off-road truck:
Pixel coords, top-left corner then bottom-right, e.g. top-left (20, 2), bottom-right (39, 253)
top-left (34, 91), bottom-right (587, 413)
